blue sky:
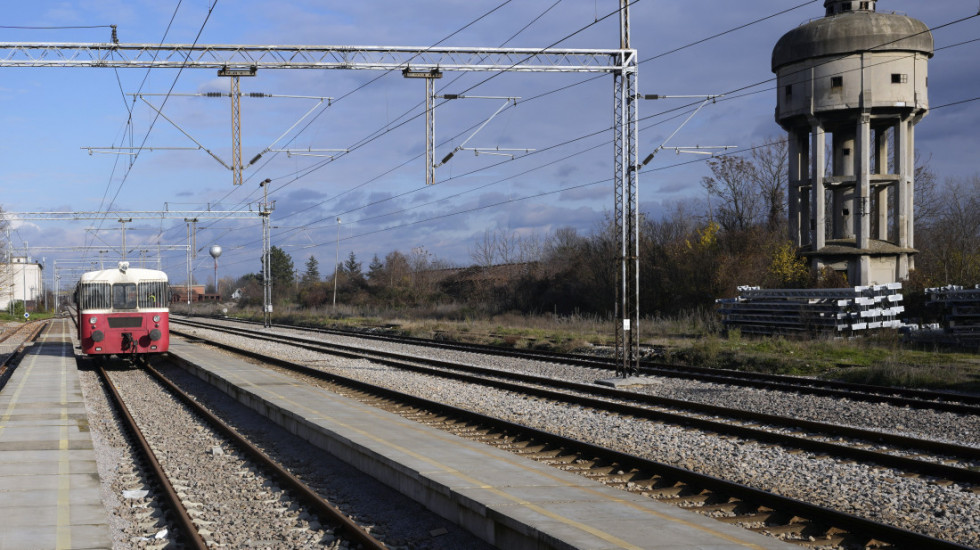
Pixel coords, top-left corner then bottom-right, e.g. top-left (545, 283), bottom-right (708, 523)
top-left (1, 1), bottom-right (977, 288)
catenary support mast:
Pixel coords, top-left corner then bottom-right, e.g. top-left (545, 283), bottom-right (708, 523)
top-left (614, 0), bottom-right (640, 377)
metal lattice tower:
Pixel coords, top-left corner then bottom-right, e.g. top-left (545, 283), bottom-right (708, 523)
top-left (231, 76), bottom-right (243, 186)
top-left (614, 0), bottom-right (640, 377)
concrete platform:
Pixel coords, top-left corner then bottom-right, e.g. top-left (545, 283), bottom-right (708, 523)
top-left (0, 319), bottom-right (111, 550)
top-left (170, 338), bottom-right (791, 550)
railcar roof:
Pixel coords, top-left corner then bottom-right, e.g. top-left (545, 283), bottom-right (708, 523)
top-left (79, 267), bottom-right (168, 283)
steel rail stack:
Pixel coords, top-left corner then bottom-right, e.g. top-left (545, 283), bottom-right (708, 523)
top-left (717, 283), bottom-right (904, 336)
top-left (926, 285), bottom-right (980, 347)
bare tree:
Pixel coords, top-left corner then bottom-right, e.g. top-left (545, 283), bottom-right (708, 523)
top-left (469, 229), bottom-right (497, 268)
top-left (701, 156), bottom-right (762, 232)
top-left (913, 150), bottom-right (941, 228)
top-left (750, 137), bottom-right (788, 232)
top-left (919, 175), bottom-right (980, 284)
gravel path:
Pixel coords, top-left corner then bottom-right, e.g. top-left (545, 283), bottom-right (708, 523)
top-left (176, 320), bottom-right (980, 549)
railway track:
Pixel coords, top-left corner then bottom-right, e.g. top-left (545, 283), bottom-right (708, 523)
top-left (93, 362), bottom-right (206, 548)
top-left (181, 315), bottom-right (980, 415)
top-left (171, 320), bottom-right (977, 549)
top-left (0, 320), bottom-right (50, 389)
top-left (172, 318), bottom-right (980, 483)
top-left (91, 356), bottom-right (386, 549)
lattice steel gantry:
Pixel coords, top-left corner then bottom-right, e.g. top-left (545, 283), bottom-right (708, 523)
top-left (0, 20), bottom-right (642, 369)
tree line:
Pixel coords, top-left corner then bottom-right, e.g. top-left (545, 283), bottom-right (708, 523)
top-left (222, 140), bottom-right (980, 320)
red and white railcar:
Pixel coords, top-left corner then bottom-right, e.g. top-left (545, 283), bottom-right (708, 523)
top-left (75, 261), bottom-right (170, 360)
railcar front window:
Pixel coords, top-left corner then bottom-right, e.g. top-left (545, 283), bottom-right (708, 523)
top-left (79, 283), bottom-right (111, 310)
top-left (112, 283), bottom-right (138, 310)
top-left (138, 281), bottom-right (169, 308)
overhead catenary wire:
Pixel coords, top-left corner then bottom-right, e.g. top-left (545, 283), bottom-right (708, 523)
top-left (161, 0), bottom-right (551, 249)
top-left (205, 4), bottom-right (972, 270)
top-left (225, 0), bottom-right (825, 214)
top-left (147, 0), bottom-right (814, 249)
top-left (88, 1), bottom-right (187, 257)
top-left (94, 5), bottom-right (980, 276)
top-left (155, 0), bottom-right (527, 258)
top-left (211, 0), bottom-right (639, 226)
top-left (132, 0), bottom-right (534, 274)
top-left (0, 1), bottom-right (856, 276)
top-left (85, 0), bottom-right (199, 260)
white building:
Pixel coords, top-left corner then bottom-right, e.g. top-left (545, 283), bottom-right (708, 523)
top-left (0, 256), bottom-right (44, 311)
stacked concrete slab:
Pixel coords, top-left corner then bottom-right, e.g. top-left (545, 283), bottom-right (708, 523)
top-left (717, 283), bottom-right (904, 336)
top-left (925, 285), bottom-right (980, 346)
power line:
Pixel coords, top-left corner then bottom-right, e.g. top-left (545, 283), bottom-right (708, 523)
top-left (81, 1), bottom-right (221, 275)
top-left (163, 0), bottom-right (816, 248)
top-left (169, 0), bottom-right (544, 245)
top-left (213, 0), bottom-right (635, 229)
top-left (247, 0), bottom-right (819, 212)
top-left (933, 96), bottom-right (980, 110)
top-left (62, 5), bottom-right (980, 277)
top-left (87, 0), bottom-right (189, 257)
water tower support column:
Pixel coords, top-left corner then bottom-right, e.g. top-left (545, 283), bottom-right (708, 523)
top-left (788, 131), bottom-right (802, 245)
top-left (856, 112), bottom-right (872, 284)
top-left (811, 122), bottom-right (826, 256)
top-left (876, 126), bottom-right (889, 241)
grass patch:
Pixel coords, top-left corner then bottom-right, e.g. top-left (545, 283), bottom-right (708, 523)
top-left (179, 303), bottom-right (980, 394)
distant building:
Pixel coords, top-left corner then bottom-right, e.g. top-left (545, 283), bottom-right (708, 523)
top-left (170, 285), bottom-right (220, 303)
top-left (0, 256), bottom-right (44, 311)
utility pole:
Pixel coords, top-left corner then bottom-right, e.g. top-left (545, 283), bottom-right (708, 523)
top-left (118, 218), bottom-right (132, 260)
top-left (231, 75), bottom-right (242, 186)
top-left (184, 218), bottom-right (198, 305)
top-left (218, 66), bottom-right (257, 186)
top-left (403, 68), bottom-right (442, 185)
top-left (333, 217), bottom-right (340, 309)
top-left (259, 179), bottom-right (275, 327)
top-left (22, 241), bottom-right (27, 313)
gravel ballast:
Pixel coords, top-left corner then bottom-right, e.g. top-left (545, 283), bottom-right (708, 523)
top-left (176, 320), bottom-right (980, 548)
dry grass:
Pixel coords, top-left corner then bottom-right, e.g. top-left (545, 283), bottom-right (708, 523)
top-left (180, 302), bottom-right (980, 394)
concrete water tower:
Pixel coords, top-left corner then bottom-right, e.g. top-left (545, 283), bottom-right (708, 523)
top-left (772, 0), bottom-right (933, 285)
top-left (209, 245), bottom-right (222, 297)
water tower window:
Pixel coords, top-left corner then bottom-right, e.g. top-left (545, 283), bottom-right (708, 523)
top-left (842, 3), bottom-right (852, 11)
top-left (891, 73), bottom-right (908, 84)
top-left (785, 85), bottom-right (793, 99)
top-left (831, 76), bottom-right (844, 89)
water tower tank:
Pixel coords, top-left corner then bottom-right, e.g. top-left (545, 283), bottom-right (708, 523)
top-left (772, 0), bottom-right (933, 285)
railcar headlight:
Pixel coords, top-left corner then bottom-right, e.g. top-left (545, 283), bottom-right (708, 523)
top-left (89, 317), bottom-right (97, 325)
top-left (152, 315), bottom-right (161, 323)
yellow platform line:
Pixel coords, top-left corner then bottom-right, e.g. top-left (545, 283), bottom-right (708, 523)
top-left (0, 341), bottom-right (40, 439)
top-left (56, 324), bottom-right (72, 550)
